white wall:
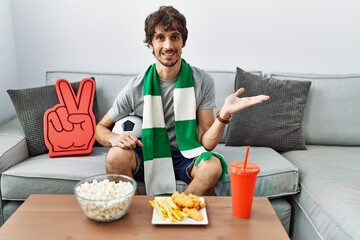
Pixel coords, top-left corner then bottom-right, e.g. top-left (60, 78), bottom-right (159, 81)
top-left (0, 0), bottom-right (18, 125)
top-left (5, 0), bottom-right (360, 118)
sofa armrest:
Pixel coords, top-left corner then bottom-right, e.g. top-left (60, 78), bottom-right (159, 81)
top-left (0, 117), bottom-right (29, 174)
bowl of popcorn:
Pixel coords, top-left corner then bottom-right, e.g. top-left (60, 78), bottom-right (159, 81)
top-left (73, 174), bottom-right (137, 222)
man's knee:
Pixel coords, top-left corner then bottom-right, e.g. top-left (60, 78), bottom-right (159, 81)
top-left (106, 147), bottom-right (136, 173)
top-left (194, 156), bottom-right (222, 180)
top-left (207, 157), bottom-right (223, 179)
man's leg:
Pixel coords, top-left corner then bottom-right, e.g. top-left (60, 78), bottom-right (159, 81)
top-left (105, 147), bottom-right (138, 178)
top-left (184, 156), bottom-right (222, 196)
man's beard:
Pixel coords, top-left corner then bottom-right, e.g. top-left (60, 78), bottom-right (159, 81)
top-left (158, 57), bottom-right (180, 68)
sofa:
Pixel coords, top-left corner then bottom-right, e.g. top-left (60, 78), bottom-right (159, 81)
top-left (1, 68), bottom-right (359, 240)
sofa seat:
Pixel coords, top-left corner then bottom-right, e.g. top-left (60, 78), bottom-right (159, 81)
top-left (282, 145), bottom-right (360, 240)
top-left (1, 147), bottom-right (108, 201)
top-left (214, 145), bottom-right (299, 197)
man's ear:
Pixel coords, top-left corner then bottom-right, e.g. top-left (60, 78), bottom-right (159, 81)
top-left (148, 44), bottom-right (155, 55)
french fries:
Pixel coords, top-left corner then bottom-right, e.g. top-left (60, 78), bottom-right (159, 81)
top-left (149, 199), bottom-right (167, 221)
top-left (149, 198), bottom-right (188, 222)
top-left (149, 192), bottom-right (205, 222)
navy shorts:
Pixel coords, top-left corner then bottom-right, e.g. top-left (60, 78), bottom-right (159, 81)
top-left (132, 148), bottom-right (196, 184)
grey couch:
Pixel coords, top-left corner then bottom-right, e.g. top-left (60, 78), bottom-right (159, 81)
top-left (1, 69), bottom-right (359, 240)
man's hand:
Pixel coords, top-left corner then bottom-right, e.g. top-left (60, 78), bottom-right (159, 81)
top-left (109, 132), bottom-right (143, 150)
top-left (220, 88), bottom-right (270, 118)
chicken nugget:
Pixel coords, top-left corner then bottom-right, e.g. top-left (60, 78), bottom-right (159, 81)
top-left (171, 191), bottom-right (194, 208)
top-left (182, 207), bottom-right (203, 221)
top-left (188, 194), bottom-right (206, 209)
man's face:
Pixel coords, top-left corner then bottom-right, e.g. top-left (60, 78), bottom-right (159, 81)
top-left (149, 26), bottom-right (184, 68)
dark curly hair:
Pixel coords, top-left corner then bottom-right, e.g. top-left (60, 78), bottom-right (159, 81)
top-left (144, 6), bottom-right (188, 47)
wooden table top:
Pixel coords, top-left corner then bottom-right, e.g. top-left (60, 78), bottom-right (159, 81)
top-left (0, 194), bottom-right (289, 240)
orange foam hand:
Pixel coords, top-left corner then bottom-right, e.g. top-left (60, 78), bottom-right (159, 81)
top-left (44, 78), bottom-right (96, 157)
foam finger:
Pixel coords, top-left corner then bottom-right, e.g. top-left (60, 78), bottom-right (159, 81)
top-left (56, 79), bottom-right (78, 113)
top-left (46, 110), bottom-right (63, 132)
top-left (77, 78), bottom-right (95, 113)
top-left (56, 106), bottom-right (73, 131)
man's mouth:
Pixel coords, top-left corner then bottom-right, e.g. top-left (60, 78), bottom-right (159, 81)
top-left (161, 51), bottom-right (176, 57)
top-left (156, 49), bottom-right (181, 67)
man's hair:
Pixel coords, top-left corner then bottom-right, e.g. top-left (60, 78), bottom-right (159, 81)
top-left (144, 6), bottom-right (188, 47)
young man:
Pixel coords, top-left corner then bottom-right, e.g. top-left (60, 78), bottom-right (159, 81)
top-left (95, 6), bottom-right (269, 196)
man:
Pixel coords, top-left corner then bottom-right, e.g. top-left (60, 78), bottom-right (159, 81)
top-left (95, 6), bottom-right (269, 196)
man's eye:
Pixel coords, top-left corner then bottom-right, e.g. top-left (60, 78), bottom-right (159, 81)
top-left (171, 35), bottom-right (179, 40)
top-left (156, 36), bottom-right (165, 41)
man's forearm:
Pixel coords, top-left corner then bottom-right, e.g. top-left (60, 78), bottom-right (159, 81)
top-left (200, 118), bottom-right (227, 151)
top-left (95, 124), bottom-right (116, 147)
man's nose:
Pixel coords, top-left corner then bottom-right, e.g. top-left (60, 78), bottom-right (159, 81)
top-left (163, 38), bottom-right (173, 49)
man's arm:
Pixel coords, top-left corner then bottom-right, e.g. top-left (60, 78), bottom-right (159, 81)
top-left (198, 88), bottom-right (270, 150)
top-left (197, 109), bottom-right (225, 151)
top-left (95, 114), bottom-right (117, 147)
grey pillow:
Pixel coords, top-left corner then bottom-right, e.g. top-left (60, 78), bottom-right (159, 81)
top-left (7, 80), bottom-right (98, 157)
top-left (225, 68), bottom-right (311, 152)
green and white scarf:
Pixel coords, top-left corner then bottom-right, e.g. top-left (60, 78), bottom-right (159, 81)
top-left (142, 59), bottom-right (227, 195)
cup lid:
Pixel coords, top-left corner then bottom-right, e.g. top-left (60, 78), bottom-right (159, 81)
top-left (228, 161), bottom-right (260, 175)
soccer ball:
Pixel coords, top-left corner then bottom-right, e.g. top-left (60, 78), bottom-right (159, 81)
top-left (112, 115), bottom-right (142, 138)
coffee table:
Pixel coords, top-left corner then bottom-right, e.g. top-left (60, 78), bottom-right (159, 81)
top-left (0, 194), bottom-right (289, 239)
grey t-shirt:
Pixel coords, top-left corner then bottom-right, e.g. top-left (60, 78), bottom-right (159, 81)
top-left (108, 65), bottom-right (216, 150)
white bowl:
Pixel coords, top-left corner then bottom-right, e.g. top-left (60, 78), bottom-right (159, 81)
top-left (73, 174), bottom-right (137, 222)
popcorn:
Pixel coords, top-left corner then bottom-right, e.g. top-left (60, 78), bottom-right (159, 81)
top-left (75, 178), bottom-right (135, 222)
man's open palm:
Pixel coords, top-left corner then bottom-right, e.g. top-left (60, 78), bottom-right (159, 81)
top-left (223, 88), bottom-right (270, 114)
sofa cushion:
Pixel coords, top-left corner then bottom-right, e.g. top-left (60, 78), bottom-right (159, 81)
top-left (214, 145), bottom-right (299, 197)
top-left (266, 72), bottom-right (360, 146)
top-left (226, 68), bottom-right (311, 152)
top-left (7, 81), bottom-right (98, 157)
top-left (282, 145), bottom-right (360, 240)
top-left (1, 147), bottom-right (108, 200)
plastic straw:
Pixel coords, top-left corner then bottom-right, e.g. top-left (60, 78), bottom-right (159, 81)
top-left (244, 146), bottom-right (250, 171)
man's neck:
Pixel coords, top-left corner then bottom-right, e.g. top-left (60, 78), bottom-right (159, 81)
top-left (155, 59), bottom-right (182, 80)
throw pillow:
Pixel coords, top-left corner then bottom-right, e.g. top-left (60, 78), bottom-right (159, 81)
top-left (7, 80), bottom-right (98, 157)
top-left (225, 68), bottom-right (311, 152)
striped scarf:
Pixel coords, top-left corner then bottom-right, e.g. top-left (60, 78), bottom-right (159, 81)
top-left (142, 59), bottom-right (227, 195)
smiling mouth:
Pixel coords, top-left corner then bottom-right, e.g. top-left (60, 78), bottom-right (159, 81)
top-left (156, 49), bottom-right (180, 67)
top-left (162, 51), bottom-right (176, 57)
